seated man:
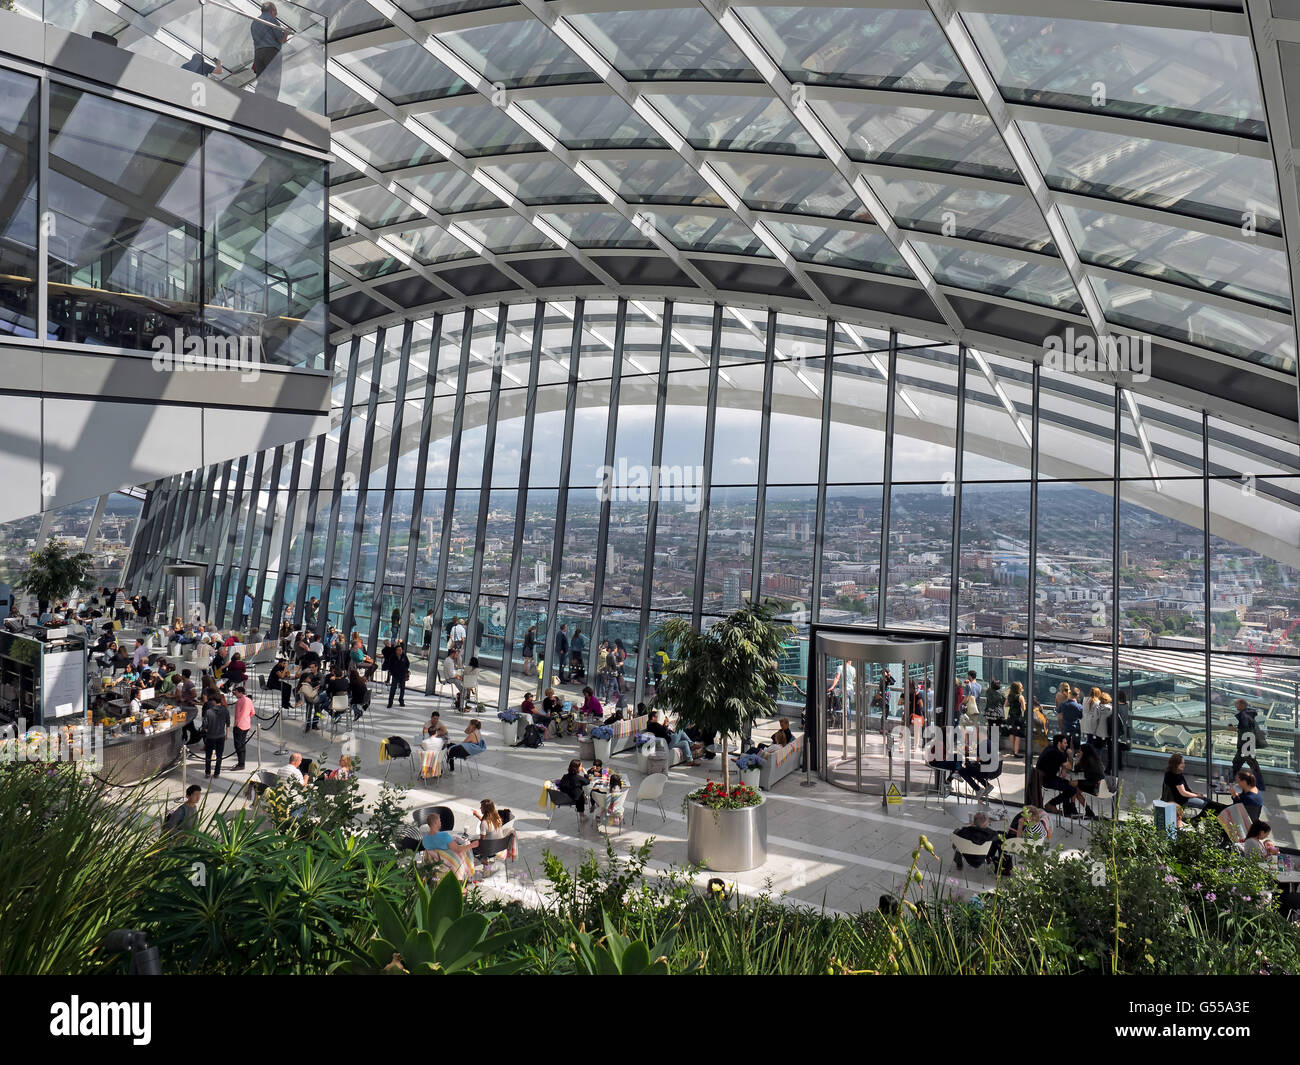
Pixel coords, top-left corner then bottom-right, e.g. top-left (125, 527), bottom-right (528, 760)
top-left (1036, 733), bottom-right (1080, 816)
top-left (952, 811), bottom-right (1002, 870)
top-left (645, 710), bottom-right (698, 767)
top-left (277, 752), bottom-right (307, 785)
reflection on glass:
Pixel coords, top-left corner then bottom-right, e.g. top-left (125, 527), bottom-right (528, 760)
top-left (570, 9), bottom-right (756, 81)
top-left (0, 69), bottom-right (38, 339)
top-left (884, 483), bottom-right (953, 632)
top-left (959, 482), bottom-right (1029, 635)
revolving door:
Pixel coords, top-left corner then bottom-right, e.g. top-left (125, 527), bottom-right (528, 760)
top-left (813, 631), bottom-right (945, 794)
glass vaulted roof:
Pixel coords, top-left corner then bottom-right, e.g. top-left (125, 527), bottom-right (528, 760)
top-left (318, 1), bottom-right (1300, 406)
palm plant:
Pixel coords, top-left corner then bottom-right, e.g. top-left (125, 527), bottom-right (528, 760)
top-left (652, 602), bottom-right (794, 790)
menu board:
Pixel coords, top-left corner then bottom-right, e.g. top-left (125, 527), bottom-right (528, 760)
top-left (42, 650), bottom-right (85, 721)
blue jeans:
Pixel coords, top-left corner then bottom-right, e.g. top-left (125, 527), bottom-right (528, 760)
top-left (670, 731), bottom-right (693, 764)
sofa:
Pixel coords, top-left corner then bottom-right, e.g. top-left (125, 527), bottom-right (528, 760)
top-left (758, 734), bottom-right (803, 790)
top-left (610, 714), bottom-right (648, 754)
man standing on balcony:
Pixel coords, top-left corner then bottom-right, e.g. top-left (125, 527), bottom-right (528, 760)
top-left (251, 2), bottom-right (289, 100)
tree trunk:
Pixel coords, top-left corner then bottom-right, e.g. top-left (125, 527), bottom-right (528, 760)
top-left (721, 736), bottom-right (730, 790)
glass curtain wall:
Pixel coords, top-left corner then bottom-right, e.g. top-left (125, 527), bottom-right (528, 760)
top-left (133, 297), bottom-right (1300, 842)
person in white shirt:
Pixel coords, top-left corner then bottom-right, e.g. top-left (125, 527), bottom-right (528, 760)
top-left (276, 752), bottom-right (306, 784)
top-left (450, 618), bottom-right (467, 650)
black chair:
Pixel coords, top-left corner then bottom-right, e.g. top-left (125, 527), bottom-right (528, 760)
top-left (546, 785), bottom-right (583, 832)
top-left (411, 804), bottom-right (454, 832)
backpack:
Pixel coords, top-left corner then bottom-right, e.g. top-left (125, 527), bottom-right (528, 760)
top-left (1254, 719), bottom-right (1270, 749)
top-left (521, 724), bottom-right (543, 749)
top-left (202, 704), bottom-right (224, 740)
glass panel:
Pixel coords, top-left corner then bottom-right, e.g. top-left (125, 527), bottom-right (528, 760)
top-left (1208, 417), bottom-right (1300, 478)
top-left (0, 68), bottom-right (38, 340)
top-left (339, 40), bottom-right (471, 106)
top-left (768, 356), bottom-right (825, 484)
top-left (765, 221), bottom-right (908, 274)
top-left (702, 486), bottom-right (755, 613)
top-left (656, 212), bottom-right (768, 255)
top-left (424, 103), bottom-right (544, 156)
top-left (870, 175), bottom-right (1053, 253)
top-left (884, 483), bottom-right (953, 632)
top-left (1209, 478), bottom-right (1300, 656)
top-left (205, 131), bottom-right (327, 368)
top-left (1061, 204), bottom-right (1289, 312)
top-left (518, 94), bottom-right (665, 150)
top-left (604, 498), bottom-right (650, 607)
top-left (648, 94), bottom-right (821, 155)
top-left (962, 349), bottom-right (1033, 480)
top-left (481, 160), bottom-right (601, 205)
top-left (760, 485), bottom-right (818, 613)
top-left (1020, 120), bottom-right (1281, 235)
top-left (966, 14), bottom-right (1264, 137)
top-left (569, 9), bottom-right (757, 81)
top-left (456, 215), bottom-right (556, 254)
top-left (399, 168), bottom-right (504, 213)
top-left (584, 157), bottom-right (721, 206)
top-left (540, 211), bottom-right (654, 250)
top-left (814, 99), bottom-right (1017, 179)
top-left (739, 7), bottom-right (970, 96)
top-left (914, 241), bottom-right (1082, 312)
top-left (821, 485), bottom-right (882, 624)
top-left (47, 87), bottom-right (202, 352)
top-left (1121, 392), bottom-right (1204, 479)
top-left (330, 184), bottom-right (420, 229)
top-left (959, 481), bottom-right (1030, 635)
top-left (1038, 370), bottom-right (1115, 481)
top-left (334, 121), bottom-right (443, 171)
top-left (826, 352), bottom-right (887, 483)
top-left (892, 345), bottom-right (957, 483)
top-left (1119, 479), bottom-right (1206, 649)
top-left (708, 158), bottom-right (863, 220)
top-left (437, 21), bottom-right (598, 89)
top-left (1035, 481), bottom-right (1116, 642)
top-left (711, 362), bottom-right (763, 485)
top-left (1091, 275), bottom-right (1295, 373)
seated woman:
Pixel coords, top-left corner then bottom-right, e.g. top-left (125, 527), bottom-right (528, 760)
top-left (1008, 804), bottom-right (1052, 842)
top-left (221, 652), bottom-right (247, 691)
top-left (1243, 820), bottom-right (1278, 860)
top-left (1161, 753), bottom-right (1221, 820)
top-left (347, 666), bottom-right (369, 720)
top-left (325, 754), bottom-right (354, 780)
top-left (1075, 740), bottom-right (1106, 813)
top-left (579, 686), bottom-right (604, 721)
top-left (445, 719), bottom-right (486, 774)
top-left (471, 798), bottom-right (513, 858)
top-left (553, 758), bottom-right (590, 819)
top-left (454, 657), bottom-right (481, 712)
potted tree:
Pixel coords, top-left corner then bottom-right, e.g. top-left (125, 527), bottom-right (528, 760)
top-left (18, 539), bottom-right (95, 617)
top-left (654, 602), bottom-right (793, 872)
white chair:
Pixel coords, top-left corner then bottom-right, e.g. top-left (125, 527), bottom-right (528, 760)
top-left (631, 773), bottom-right (668, 826)
top-left (951, 833), bottom-right (995, 886)
top-left (1080, 778), bottom-right (1116, 820)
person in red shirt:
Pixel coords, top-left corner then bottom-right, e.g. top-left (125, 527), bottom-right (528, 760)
top-left (232, 684), bottom-right (255, 770)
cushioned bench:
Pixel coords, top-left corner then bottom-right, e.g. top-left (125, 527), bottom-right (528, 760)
top-left (610, 714), bottom-right (648, 754)
top-left (758, 734), bottom-right (803, 790)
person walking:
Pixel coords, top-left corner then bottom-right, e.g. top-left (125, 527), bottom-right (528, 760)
top-left (387, 642), bottom-right (410, 708)
top-left (201, 694), bottom-right (231, 778)
top-left (1232, 698), bottom-right (1267, 791)
top-left (250, 2), bottom-right (289, 99)
top-left (231, 684), bottom-right (254, 770)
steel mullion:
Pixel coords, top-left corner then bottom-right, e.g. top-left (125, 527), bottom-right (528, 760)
top-left (292, 433), bottom-right (329, 628)
top-left (691, 304), bottom-right (724, 628)
top-left (268, 439), bottom-right (305, 631)
top-left (342, 327), bottom-right (387, 640)
top-left (877, 331), bottom-right (898, 633)
top-left (634, 300), bottom-right (674, 708)
top-left (200, 461), bottom-right (233, 610)
top-left (946, 346), bottom-right (968, 721)
top-left (231, 450), bottom-right (266, 631)
top-left (368, 320), bottom-right (415, 653)
top-left (251, 445), bottom-right (285, 634)
top-left (496, 302), bottom-right (545, 715)
top-left (1025, 363), bottom-right (1041, 796)
top-left (214, 455), bottom-right (250, 627)
top-left (540, 300), bottom-right (586, 697)
top-left (317, 337), bottom-right (363, 634)
top-left (587, 299), bottom-right (628, 662)
top-left (1202, 410), bottom-right (1213, 797)
top-left (810, 322), bottom-right (834, 625)
top-left (424, 309), bottom-right (474, 695)
top-left (750, 309), bottom-right (776, 606)
top-left (400, 316), bottom-right (441, 668)
top-left (464, 307), bottom-right (509, 667)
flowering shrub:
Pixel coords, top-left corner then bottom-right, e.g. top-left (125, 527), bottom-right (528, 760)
top-left (686, 780), bottom-right (762, 811)
top-left (735, 753), bottom-right (764, 771)
top-left (497, 709), bottom-right (520, 723)
top-left (590, 726), bottom-right (614, 740)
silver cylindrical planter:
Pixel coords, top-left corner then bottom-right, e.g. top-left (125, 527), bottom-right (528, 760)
top-left (686, 799), bottom-right (768, 872)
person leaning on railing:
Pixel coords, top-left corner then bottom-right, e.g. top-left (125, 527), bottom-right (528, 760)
top-left (250, 2), bottom-right (290, 99)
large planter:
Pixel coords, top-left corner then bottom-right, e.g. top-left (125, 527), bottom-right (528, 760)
top-left (739, 766), bottom-right (761, 790)
top-left (635, 743), bottom-right (654, 774)
top-left (593, 736), bottom-right (613, 762)
top-left (500, 717), bottom-right (525, 746)
top-left (686, 797), bottom-right (767, 872)
top-left (577, 736), bottom-right (595, 761)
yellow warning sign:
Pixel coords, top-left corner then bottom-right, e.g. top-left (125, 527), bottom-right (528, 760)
top-left (886, 782), bottom-right (902, 805)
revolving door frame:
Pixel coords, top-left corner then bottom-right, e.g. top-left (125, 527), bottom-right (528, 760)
top-left (806, 628), bottom-right (947, 795)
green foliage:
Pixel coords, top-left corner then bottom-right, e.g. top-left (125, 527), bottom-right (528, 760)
top-left (685, 779), bottom-right (762, 811)
top-left (0, 765), bottom-right (171, 974)
top-left (344, 871), bottom-right (531, 974)
top-left (138, 811), bottom-right (407, 974)
top-left (17, 539), bottom-right (95, 610)
top-left (540, 839), bottom-right (666, 929)
top-left (653, 602), bottom-right (794, 787)
top-left (567, 911), bottom-right (677, 974)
